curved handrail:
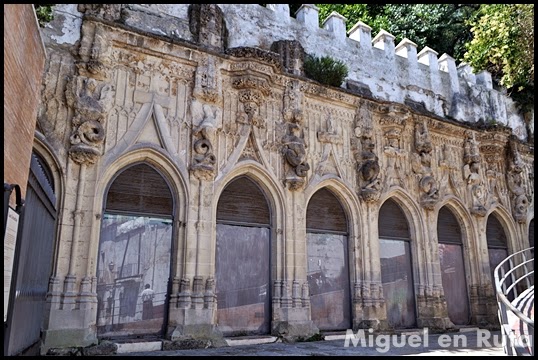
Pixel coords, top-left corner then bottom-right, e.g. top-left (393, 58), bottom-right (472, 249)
top-left (494, 246), bottom-right (534, 356)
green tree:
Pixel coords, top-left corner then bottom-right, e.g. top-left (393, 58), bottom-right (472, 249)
top-left (463, 4), bottom-right (534, 111)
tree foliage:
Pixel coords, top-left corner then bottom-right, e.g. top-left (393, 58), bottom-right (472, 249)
top-left (463, 4), bottom-right (534, 110)
top-left (313, 4), bottom-right (533, 113)
top-left (34, 4), bottom-right (54, 27)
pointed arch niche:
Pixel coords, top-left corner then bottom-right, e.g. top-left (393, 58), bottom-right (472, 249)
top-left (486, 213), bottom-right (509, 289)
top-left (215, 175), bottom-right (272, 336)
top-left (96, 163), bottom-right (174, 338)
top-left (306, 187), bottom-right (351, 331)
top-left (378, 198), bottom-right (417, 329)
top-left (437, 206), bottom-right (470, 325)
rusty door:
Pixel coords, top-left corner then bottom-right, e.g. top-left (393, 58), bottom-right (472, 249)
top-left (379, 199), bottom-right (417, 329)
top-left (96, 164), bottom-right (174, 338)
top-left (306, 188), bottom-right (351, 331)
top-left (215, 177), bottom-right (271, 336)
top-left (437, 207), bottom-right (470, 325)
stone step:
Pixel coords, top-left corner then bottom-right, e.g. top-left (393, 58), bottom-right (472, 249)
top-left (225, 335), bottom-right (279, 346)
top-left (115, 340), bottom-right (163, 354)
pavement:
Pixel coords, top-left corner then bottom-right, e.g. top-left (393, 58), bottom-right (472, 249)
top-left (111, 329), bottom-right (507, 356)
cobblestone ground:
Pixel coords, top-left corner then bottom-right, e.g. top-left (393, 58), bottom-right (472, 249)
top-left (113, 330), bottom-right (506, 356)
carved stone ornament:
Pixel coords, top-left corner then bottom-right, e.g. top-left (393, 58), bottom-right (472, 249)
top-left (193, 56), bottom-right (220, 104)
top-left (232, 75), bottom-right (271, 128)
top-left (281, 80), bottom-right (309, 190)
top-left (65, 76), bottom-right (113, 164)
top-left (282, 123), bottom-right (310, 190)
top-left (411, 120), bottom-right (439, 210)
top-left (354, 110), bottom-right (381, 202)
top-left (462, 131), bottom-right (487, 216)
top-left (188, 4), bottom-right (228, 52)
top-left (190, 104), bottom-right (219, 180)
top-left (383, 127), bottom-right (406, 189)
top-left (506, 137), bottom-right (529, 223)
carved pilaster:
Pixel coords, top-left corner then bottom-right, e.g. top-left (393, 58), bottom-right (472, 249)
top-left (506, 136), bottom-right (529, 223)
top-left (463, 131), bottom-right (487, 217)
top-left (354, 107), bottom-right (381, 202)
top-left (281, 80), bottom-right (310, 190)
top-left (411, 120), bottom-right (439, 210)
top-left (193, 56), bottom-right (221, 104)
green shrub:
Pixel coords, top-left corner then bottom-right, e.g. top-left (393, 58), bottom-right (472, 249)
top-left (303, 55), bottom-right (349, 87)
top-left (34, 4), bottom-right (54, 27)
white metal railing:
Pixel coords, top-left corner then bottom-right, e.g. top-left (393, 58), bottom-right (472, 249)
top-left (494, 247), bottom-right (534, 356)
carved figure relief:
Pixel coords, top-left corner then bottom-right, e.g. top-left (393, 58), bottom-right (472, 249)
top-left (65, 75), bottom-right (113, 164)
top-left (281, 80), bottom-right (309, 190)
top-left (354, 111), bottom-right (381, 202)
top-left (506, 137), bottom-right (529, 223)
top-left (232, 75), bottom-right (271, 128)
top-left (411, 120), bottom-right (439, 209)
top-left (383, 127), bottom-right (406, 189)
top-left (438, 144), bottom-right (463, 199)
top-left (190, 104), bottom-right (219, 180)
top-left (282, 123), bottom-right (309, 179)
top-left (462, 131), bottom-right (487, 216)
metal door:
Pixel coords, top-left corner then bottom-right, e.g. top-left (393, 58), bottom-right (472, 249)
top-left (215, 176), bottom-right (272, 336)
top-left (380, 239), bottom-right (417, 328)
top-left (306, 188), bottom-right (351, 331)
top-left (437, 207), bottom-right (470, 325)
top-left (215, 224), bottom-right (270, 335)
top-left (379, 199), bottom-right (417, 329)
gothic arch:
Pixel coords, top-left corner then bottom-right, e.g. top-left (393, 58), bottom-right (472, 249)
top-left (434, 196), bottom-right (479, 287)
top-left (378, 188), bottom-right (427, 289)
top-left (304, 176), bottom-right (363, 284)
top-left (89, 147), bottom-right (188, 280)
top-left (213, 160), bottom-right (285, 281)
top-left (485, 205), bottom-right (519, 255)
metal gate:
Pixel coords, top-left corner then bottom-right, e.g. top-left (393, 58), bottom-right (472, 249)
top-left (5, 153), bottom-right (57, 355)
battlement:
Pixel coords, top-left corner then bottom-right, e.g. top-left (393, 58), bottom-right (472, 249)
top-left (48, 4), bottom-right (532, 140)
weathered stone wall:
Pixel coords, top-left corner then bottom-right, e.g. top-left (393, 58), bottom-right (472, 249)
top-left (4, 4), bottom-right (46, 205)
top-left (35, 4), bottom-right (534, 352)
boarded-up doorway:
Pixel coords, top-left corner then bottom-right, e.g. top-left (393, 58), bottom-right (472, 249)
top-left (437, 207), bottom-right (470, 325)
top-left (216, 176), bottom-right (271, 336)
top-left (306, 188), bottom-right (351, 331)
top-left (379, 199), bottom-right (417, 329)
top-left (486, 213), bottom-right (509, 291)
top-left (96, 163), bottom-right (174, 338)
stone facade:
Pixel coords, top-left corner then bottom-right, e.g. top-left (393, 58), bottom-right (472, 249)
top-left (31, 4), bottom-right (534, 353)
